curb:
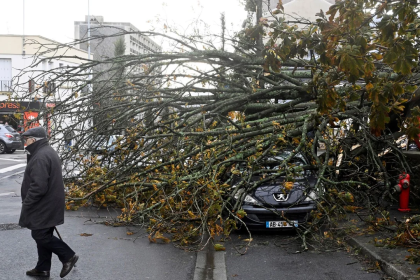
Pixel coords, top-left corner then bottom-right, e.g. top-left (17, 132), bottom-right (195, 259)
top-left (346, 236), bottom-right (419, 280)
top-left (193, 241), bottom-right (227, 280)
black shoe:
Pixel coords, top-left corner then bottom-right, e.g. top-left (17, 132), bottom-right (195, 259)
top-left (60, 254), bottom-right (79, 278)
top-left (26, 269), bottom-right (50, 277)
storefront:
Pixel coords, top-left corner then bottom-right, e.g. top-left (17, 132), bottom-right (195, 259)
top-left (0, 101), bottom-right (52, 135)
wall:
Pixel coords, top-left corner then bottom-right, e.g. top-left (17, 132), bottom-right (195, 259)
top-left (0, 35), bottom-right (89, 64)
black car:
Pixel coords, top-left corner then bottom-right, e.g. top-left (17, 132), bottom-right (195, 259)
top-left (231, 151), bottom-right (318, 230)
top-left (0, 124), bottom-right (21, 154)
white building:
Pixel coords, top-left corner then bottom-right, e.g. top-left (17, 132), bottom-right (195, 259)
top-left (74, 15), bottom-right (161, 59)
top-left (0, 34), bottom-right (89, 133)
top-left (263, 0), bottom-right (335, 21)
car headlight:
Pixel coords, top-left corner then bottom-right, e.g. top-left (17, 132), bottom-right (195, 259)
top-left (233, 188), bottom-right (260, 206)
top-left (243, 194), bottom-right (260, 205)
top-left (304, 191), bottom-right (317, 202)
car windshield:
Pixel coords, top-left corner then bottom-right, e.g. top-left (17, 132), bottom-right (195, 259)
top-left (236, 152), bottom-right (309, 175)
top-left (261, 152), bottom-right (310, 176)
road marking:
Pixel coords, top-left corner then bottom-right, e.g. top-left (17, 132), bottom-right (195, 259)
top-left (0, 192), bottom-right (16, 197)
top-left (0, 164), bottom-right (26, 174)
top-left (0, 158), bottom-right (25, 162)
top-left (0, 170), bottom-right (25, 179)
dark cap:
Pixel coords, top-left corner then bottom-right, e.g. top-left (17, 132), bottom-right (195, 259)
top-left (22, 127), bottom-right (47, 138)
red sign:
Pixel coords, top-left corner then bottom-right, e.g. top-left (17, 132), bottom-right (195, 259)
top-left (24, 112), bottom-right (40, 131)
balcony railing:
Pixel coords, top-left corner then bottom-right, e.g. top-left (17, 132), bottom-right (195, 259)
top-left (0, 80), bottom-right (12, 92)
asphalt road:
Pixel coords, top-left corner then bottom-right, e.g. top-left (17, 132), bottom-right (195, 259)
top-left (0, 151), bottom-right (26, 196)
top-left (224, 231), bottom-right (384, 280)
top-left (0, 152), bottom-right (388, 280)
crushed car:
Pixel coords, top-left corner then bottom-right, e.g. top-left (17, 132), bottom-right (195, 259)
top-left (230, 150), bottom-right (318, 230)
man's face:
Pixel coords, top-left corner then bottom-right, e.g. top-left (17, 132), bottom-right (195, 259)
top-left (24, 136), bottom-right (36, 146)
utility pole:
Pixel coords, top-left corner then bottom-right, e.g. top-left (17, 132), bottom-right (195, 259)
top-left (87, 0), bottom-right (92, 93)
top-left (256, 0), bottom-right (264, 54)
top-left (22, 0), bottom-right (25, 56)
top-left (256, 0), bottom-right (264, 90)
top-left (88, 0), bottom-right (91, 62)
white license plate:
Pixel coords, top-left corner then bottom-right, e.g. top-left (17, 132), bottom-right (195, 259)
top-left (266, 221), bottom-right (298, 228)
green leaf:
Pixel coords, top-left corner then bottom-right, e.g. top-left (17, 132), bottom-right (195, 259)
top-left (393, 83), bottom-right (404, 95)
top-left (383, 51), bottom-right (398, 64)
top-left (400, 59), bottom-right (413, 75)
top-left (405, 85), bottom-right (417, 93)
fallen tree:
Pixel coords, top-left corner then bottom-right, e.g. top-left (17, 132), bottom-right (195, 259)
top-left (12, 0), bottom-right (420, 251)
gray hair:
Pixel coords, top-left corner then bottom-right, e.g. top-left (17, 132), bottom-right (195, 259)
top-left (32, 137), bottom-right (46, 142)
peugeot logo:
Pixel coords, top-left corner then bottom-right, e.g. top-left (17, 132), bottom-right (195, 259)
top-left (273, 193), bottom-right (289, 202)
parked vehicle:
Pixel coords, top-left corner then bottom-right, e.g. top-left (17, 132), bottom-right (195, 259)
top-left (231, 151), bottom-right (318, 230)
top-left (87, 135), bottom-right (123, 155)
top-left (0, 124), bottom-right (21, 154)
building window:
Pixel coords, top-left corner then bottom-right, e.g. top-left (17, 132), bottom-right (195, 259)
top-left (43, 81), bottom-right (56, 95)
top-left (0, 58), bottom-right (12, 91)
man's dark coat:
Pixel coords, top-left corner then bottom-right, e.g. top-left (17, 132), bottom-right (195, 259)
top-left (19, 139), bottom-right (65, 230)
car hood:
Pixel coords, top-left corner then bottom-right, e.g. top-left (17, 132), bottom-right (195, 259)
top-left (252, 177), bottom-right (316, 207)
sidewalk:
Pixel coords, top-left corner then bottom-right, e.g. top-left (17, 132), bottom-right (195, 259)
top-left (0, 194), bottom-right (196, 280)
top-left (2, 189), bottom-right (419, 279)
top-left (344, 209), bottom-right (420, 280)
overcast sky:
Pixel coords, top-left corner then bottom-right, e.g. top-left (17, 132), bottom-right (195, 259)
top-left (0, 0), bottom-right (248, 44)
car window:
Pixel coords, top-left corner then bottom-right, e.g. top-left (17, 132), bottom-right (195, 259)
top-left (5, 126), bottom-right (16, 132)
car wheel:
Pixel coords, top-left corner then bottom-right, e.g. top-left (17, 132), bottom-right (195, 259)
top-left (6, 149), bottom-right (16, 154)
top-left (0, 142), bottom-right (6, 154)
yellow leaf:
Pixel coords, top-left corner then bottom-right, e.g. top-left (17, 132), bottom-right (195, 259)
top-left (148, 234), bottom-right (156, 243)
top-left (371, 53), bottom-right (383, 60)
top-left (214, 244), bottom-right (226, 251)
top-left (188, 211), bottom-right (196, 218)
top-left (366, 83), bottom-right (374, 90)
top-left (232, 169), bottom-right (241, 175)
top-left (236, 209), bottom-right (247, 219)
top-left (284, 182), bottom-right (294, 190)
top-left (154, 231), bottom-right (171, 243)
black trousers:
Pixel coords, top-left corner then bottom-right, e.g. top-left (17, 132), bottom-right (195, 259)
top-left (31, 227), bottom-right (75, 271)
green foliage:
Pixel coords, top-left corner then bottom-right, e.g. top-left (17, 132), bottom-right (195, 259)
top-left (263, 0), bottom-right (419, 133)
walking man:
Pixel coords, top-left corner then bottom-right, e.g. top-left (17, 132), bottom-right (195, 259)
top-left (19, 127), bottom-right (78, 278)
top-left (64, 130), bottom-right (75, 150)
